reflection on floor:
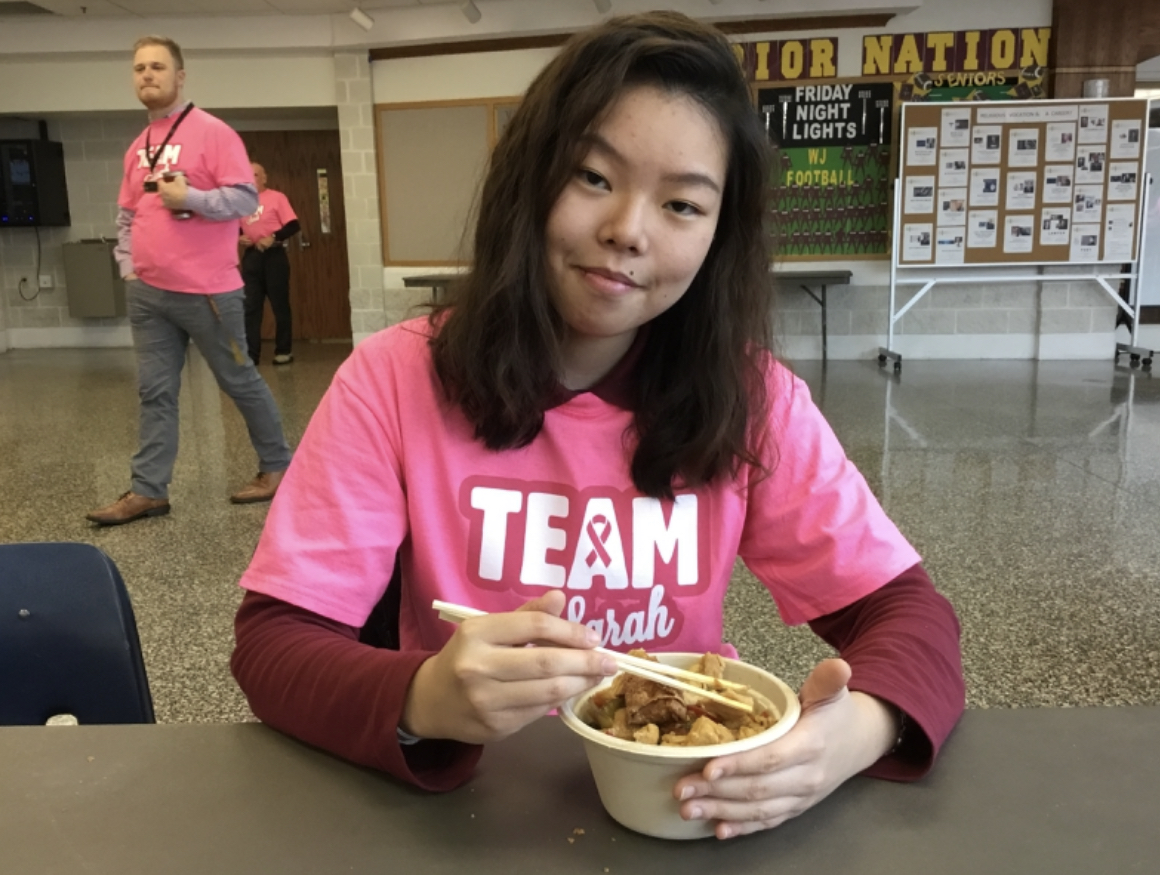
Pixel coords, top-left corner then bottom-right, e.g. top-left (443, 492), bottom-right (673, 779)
top-left (1, 342), bottom-right (1158, 723)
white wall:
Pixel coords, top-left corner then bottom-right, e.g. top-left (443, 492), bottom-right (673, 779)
top-left (0, 116), bottom-right (138, 348)
top-left (0, 0), bottom-right (1122, 357)
top-left (373, 48), bottom-right (559, 105)
top-left (0, 53), bottom-right (338, 115)
top-left (370, 0), bottom-right (1054, 101)
top-left (0, 1), bottom-right (921, 59)
top-left (373, 0), bottom-right (1114, 361)
top-left (0, 14), bottom-right (336, 56)
top-left (1139, 56), bottom-right (1160, 85)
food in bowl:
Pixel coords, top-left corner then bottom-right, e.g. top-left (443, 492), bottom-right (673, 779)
top-left (561, 652), bottom-right (801, 839)
top-left (581, 650), bottom-right (781, 747)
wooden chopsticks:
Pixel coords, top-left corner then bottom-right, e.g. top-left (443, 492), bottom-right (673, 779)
top-left (432, 600), bottom-right (754, 713)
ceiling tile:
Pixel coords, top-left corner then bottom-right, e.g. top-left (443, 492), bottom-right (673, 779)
top-left (264, 0), bottom-right (360, 13)
top-left (194, 0), bottom-right (277, 14)
top-left (17, 0), bottom-right (134, 15)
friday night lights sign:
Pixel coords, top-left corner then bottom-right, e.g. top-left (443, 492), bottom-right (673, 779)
top-left (759, 82), bottom-right (895, 148)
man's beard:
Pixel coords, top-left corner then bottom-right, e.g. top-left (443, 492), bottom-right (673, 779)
top-left (139, 85), bottom-right (177, 111)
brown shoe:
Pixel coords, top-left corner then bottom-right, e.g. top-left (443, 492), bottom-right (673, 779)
top-left (86, 491), bottom-right (170, 526)
top-left (230, 470), bottom-right (285, 504)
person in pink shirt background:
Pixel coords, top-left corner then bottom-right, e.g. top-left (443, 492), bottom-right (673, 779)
top-left (232, 12), bottom-right (964, 840)
top-left (239, 163), bottom-right (300, 366)
top-left (87, 35), bottom-right (291, 526)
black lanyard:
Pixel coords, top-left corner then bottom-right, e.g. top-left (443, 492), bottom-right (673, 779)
top-left (145, 102), bottom-right (195, 175)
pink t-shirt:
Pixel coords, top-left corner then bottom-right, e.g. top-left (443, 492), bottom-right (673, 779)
top-left (240, 189), bottom-right (297, 244)
top-left (118, 106), bottom-right (254, 294)
top-left (240, 319), bottom-right (920, 655)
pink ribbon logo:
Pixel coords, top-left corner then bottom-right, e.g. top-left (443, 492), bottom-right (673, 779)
top-left (584, 515), bottom-right (613, 567)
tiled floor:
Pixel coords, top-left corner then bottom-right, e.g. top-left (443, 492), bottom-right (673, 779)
top-left (2, 340), bottom-right (1158, 722)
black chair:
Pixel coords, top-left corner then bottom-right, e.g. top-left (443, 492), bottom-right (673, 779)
top-left (0, 542), bottom-right (155, 725)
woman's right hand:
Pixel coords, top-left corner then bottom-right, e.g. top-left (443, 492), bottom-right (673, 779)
top-left (401, 591), bottom-right (615, 744)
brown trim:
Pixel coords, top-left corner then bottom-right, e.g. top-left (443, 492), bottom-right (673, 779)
top-left (373, 105), bottom-right (392, 265)
top-left (374, 96), bottom-right (521, 112)
top-left (1054, 65), bottom-right (1137, 73)
top-left (368, 14), bottom-right (894, 62)
top-left (371, 33), bottom-right (556, 60)
top-left (710, 14), bottom-right (893, 35)
top-left (371, 34), bottom-right (563, 61)
top-left (388, 259), bottom-right (469, 269)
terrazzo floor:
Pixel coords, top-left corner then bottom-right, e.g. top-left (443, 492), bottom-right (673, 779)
top-left (1, 340), bottom-right (1158, 723)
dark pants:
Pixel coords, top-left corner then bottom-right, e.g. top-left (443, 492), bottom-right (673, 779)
top-left (241, 246), bottom-right (292, 364)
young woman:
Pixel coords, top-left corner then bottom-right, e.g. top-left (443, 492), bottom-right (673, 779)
top-left (232, 11), bottom-right (964, 840)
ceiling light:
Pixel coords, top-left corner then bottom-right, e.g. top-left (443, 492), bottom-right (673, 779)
top-left (593, 0), bottom-right (612, 13)
top-left (460, 1), bottom-right (481, 24)
top-left (349, 6), bottom-right (374, 31)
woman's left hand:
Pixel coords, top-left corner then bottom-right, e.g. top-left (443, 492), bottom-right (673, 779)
top-left (672, 658), bottom-right (898, 840)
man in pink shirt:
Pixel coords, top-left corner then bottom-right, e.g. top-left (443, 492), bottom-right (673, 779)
top-left (239, 163), bottom-right (300, 366)
top-left (87, 35), bottom-right (292, 526)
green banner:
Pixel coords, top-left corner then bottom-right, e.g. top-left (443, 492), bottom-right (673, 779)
top-left (769, 144), bottom-right (892, 257)
top-left (896, 66), bottom-right (1048, 103)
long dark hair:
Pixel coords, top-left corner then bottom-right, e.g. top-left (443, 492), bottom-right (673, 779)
top-left (430, 11), bottom-right (774, 499)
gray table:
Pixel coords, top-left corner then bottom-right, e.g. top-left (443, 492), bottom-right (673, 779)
top-left (404, 271), bottom-right (854, 363)
top-left (3, 707), bottom-right (1158, 874)
top-left (402, 273), bottom-right (459, 302)
top-left (772, 268), bottom-right (853, 363)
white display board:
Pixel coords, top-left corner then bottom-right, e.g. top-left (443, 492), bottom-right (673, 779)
top-left (896, 98), bottom-right (1151, 267)
top-left (1142, 127), bottom-right (1160, 306)
top-left (880, 99), bottom-right (1155, 370)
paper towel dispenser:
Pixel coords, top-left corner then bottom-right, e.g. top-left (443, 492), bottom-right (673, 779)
top-left (63, 239), bottom-right (125, 318)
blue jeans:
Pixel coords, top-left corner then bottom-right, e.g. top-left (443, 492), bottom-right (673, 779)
top-left (127, 280), bottom-right (292, 499)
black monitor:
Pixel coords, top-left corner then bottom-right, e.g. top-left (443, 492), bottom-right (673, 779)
top-left (0, 140), bottom-right (70, 227)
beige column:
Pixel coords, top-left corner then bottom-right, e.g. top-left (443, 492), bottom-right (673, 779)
top-left (334, 51), bottom-right (387, 343)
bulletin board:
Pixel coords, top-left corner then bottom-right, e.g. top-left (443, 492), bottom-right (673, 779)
top-left (757, 80), bottom-right (895, 259)
top-left (896, 98), bottom-right (1151, 266)
top-left (375, 98), bottom-right (519, 266)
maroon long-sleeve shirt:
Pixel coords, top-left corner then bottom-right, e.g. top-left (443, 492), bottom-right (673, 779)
top-left (231, 562), bottom-right (963, 790)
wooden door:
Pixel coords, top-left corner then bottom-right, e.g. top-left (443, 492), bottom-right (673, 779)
top-left (238, 130), bottom-right (352, 341)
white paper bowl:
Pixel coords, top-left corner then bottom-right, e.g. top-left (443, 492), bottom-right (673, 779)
top-left (560, 653), bottom-right (801, 840)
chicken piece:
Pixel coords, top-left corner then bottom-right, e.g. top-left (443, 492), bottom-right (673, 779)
top-left (607, 672), bottom-right (630, 699)
top-left (685, 715), bottom-right (737, 746)
top-left (696, 652), bottom-right (728, 681)
top-left (624, 675), bottom-right (688, 728)
top-left (633, 723), bottom-right (661, 745)
top-left (606, 707), bottom-right (635, 741)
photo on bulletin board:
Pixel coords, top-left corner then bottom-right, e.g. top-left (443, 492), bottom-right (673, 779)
top-left (759, 81), bottom-right (895, 258)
